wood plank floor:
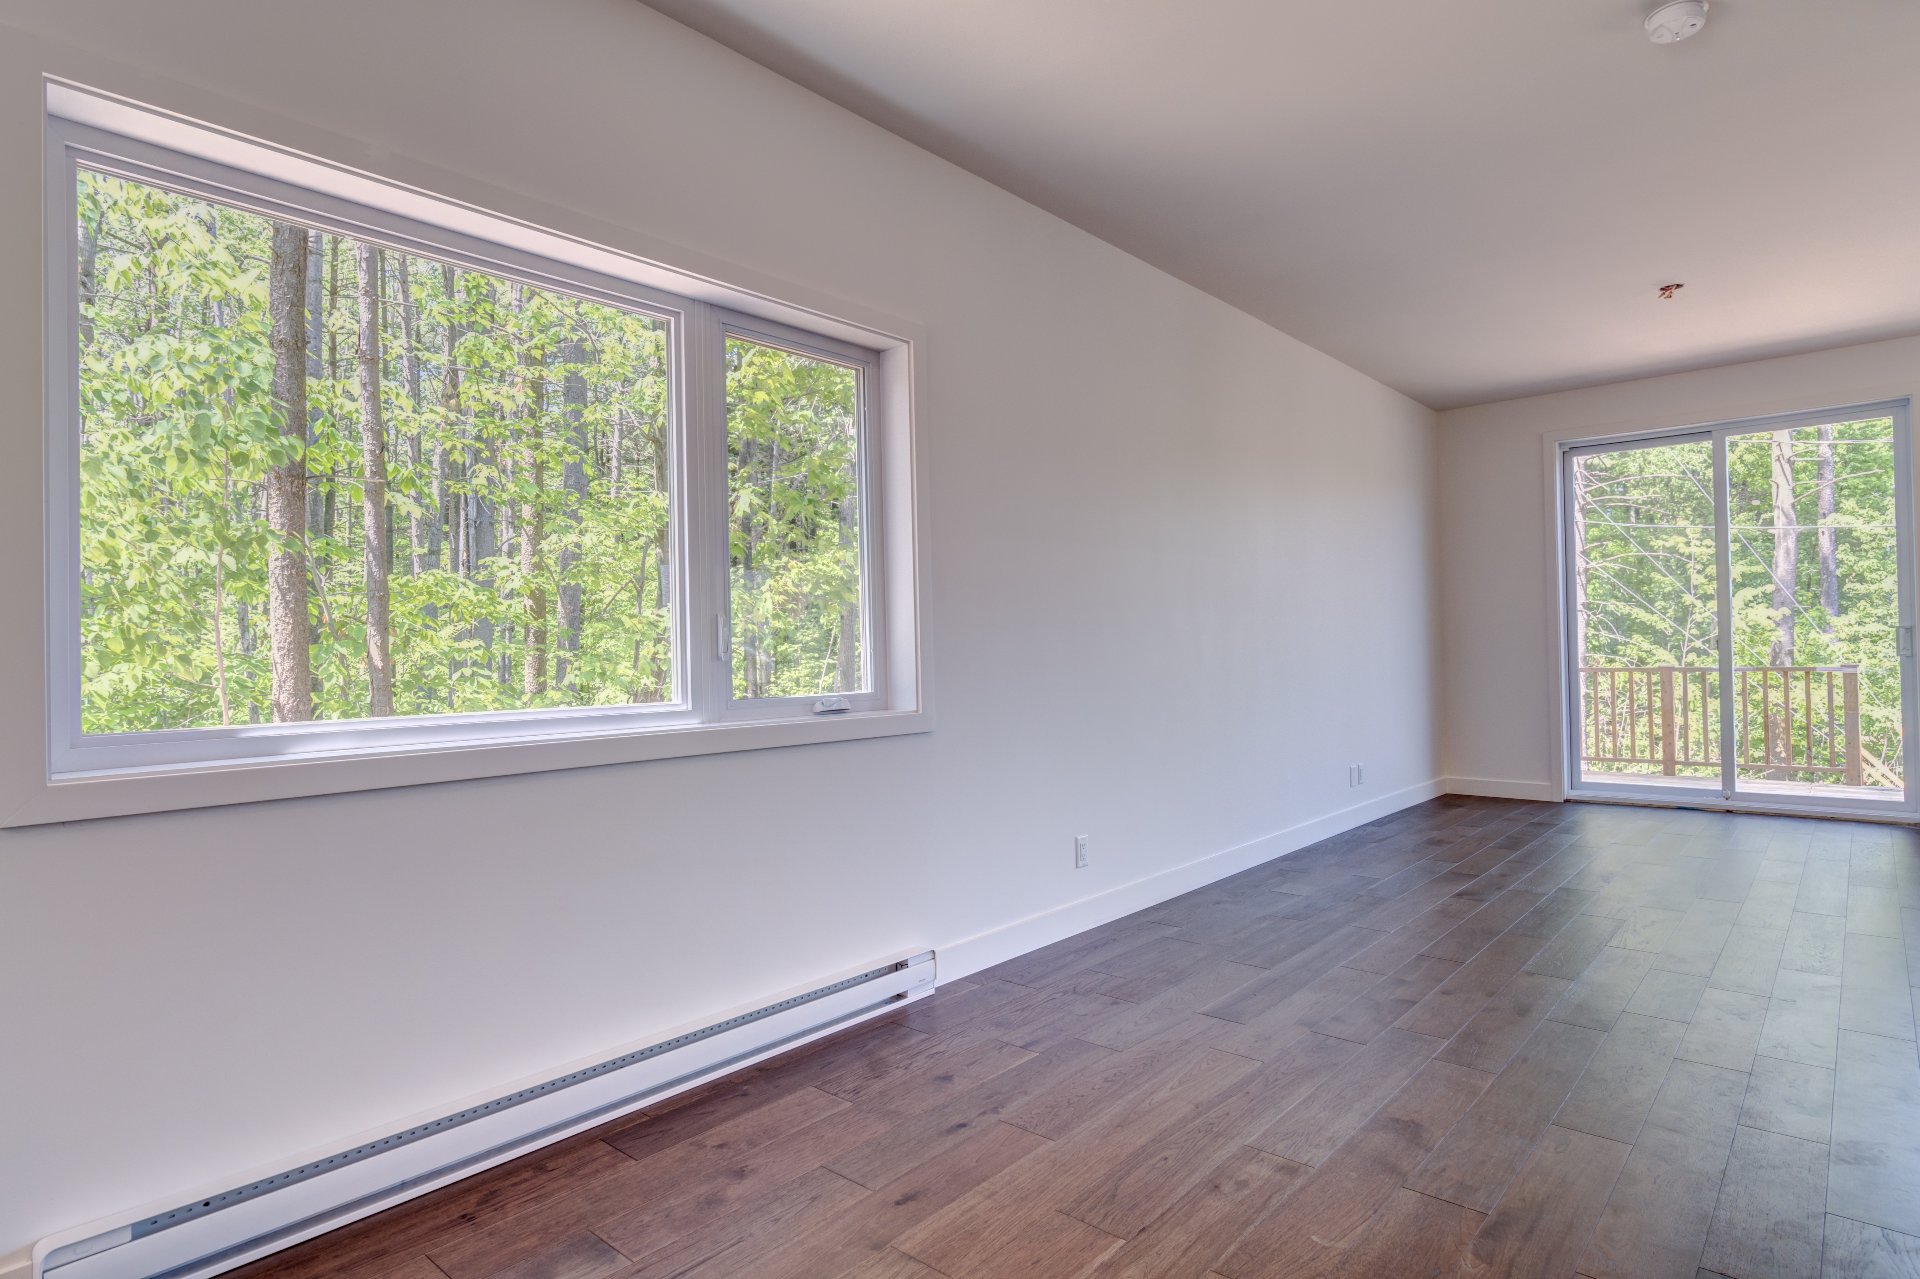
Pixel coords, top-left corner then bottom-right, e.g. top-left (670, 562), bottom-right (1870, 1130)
top-left (235, 797), bottom-right (1920, 1279)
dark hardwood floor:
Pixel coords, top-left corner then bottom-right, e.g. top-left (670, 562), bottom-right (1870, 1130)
top-left (236, 797), bottom-right (1920, 1279)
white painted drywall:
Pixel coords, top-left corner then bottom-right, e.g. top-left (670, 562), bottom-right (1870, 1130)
top-left (1438, 333), bottom-right (1920, 796)
top-left (0, 0), bottom-right (1440, 1265)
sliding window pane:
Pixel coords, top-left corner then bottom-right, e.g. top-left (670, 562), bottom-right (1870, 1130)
top-left (76, 168), bottom-right (674, 733)
top-left (1570, 439), bottom-right (1722, 786)
top-left (1725, 417), bottom-right (1904, 800)
top-left (725, 334), bottom-right (864, 698)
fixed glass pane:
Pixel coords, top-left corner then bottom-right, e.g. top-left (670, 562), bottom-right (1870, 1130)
top-left (725, 334), bottom-right (864, 698)
top-left (1725, 416), bottom-right (1904, 800)
top-left (1570, 439), bottom-right (1723, 786)
top-left (76, 168), bottom-right (674, 734)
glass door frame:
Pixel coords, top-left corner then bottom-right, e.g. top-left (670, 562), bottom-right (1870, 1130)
top-left (1558, 398), bottom-right (1919, 820)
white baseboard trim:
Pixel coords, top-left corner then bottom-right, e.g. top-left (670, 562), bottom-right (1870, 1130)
top-left (937, 777), bottom-right (1446, 981)
top-left (1442, 776), bottom-right (1563, 802)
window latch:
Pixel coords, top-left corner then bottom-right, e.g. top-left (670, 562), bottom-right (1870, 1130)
top-left (813, 696), bottom-right (852, 714)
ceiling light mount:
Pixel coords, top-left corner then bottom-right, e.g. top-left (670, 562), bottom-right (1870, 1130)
top-left (1646, 1), bottom-right (1709, 44)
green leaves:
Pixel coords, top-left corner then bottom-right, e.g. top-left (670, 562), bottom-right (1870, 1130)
top-left (1577, 419), bottom-right (1905, 776)
top-left (77, 168), bottom-right (692, 732)
top-left (724, 336), bottom-right (861, 698)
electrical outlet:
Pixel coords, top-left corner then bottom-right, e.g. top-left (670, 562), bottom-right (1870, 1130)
top-left (1074, 834), bottom-right (1090, 869)
top-left (1349, 763), bottom-right (1366, 787)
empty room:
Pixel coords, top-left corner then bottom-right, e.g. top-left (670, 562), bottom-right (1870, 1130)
top-left (3, 1), bottom-right (1918, 1277)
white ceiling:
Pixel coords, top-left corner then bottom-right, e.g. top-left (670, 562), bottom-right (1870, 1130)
top-left (640, 0), bottom-right (1920, 409)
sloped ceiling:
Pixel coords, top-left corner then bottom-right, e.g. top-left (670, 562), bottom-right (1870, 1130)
top-left (642, 0), bottom-right (1920, 408)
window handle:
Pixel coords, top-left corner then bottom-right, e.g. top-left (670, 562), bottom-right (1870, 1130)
top-left (814, 697), bottom-right (851, 714)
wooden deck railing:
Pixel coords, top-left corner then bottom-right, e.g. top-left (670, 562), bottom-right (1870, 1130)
top-left (1581, 664), bottom-right (1862, 784)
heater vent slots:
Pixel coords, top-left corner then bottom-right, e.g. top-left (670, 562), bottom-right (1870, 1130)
top-left (37, 952), bottom-right (935, 1279)
top-left (130, 961), bottom-right (901, 1239)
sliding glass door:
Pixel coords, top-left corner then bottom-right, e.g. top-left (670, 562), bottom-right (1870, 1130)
top-left (1564, 401), bottom-right (1917, 816)
top-left (1568, 435), bottom-right (1725, 789)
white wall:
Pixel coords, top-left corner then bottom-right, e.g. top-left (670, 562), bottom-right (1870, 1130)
top-left (1438, 333), bottom-right (1920, 795)
top-left (0, 0), bottom-right (1441, 1266)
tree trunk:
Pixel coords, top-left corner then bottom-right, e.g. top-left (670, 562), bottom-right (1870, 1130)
top-left (321, 235), bottom-right (345, 548)
top-left (500, 448), bottom-right (514, 550)
top-left (610, 408), bottom-right (624, 495)
top-left (1768, 432), bottom-right (1798, 668)
top-left (355, 242), bottom-right (395, 717)
top-left (394, 259), bottom-right (427, 576)
top-left (1817, 423), bottom-right (1839, 622)
top-left (433, 264), bottom-right (461, 571)
top-left (554, 331), bottom-right (589, 687)
top-left (237, 590), bottom-right (260, 724)
top-left (78, 214), bottom-right (99, 347)
top-left (305, 236), bottom-right (325, 376)
top-left (305, 234), bottom-right (327, 535)
top-left (515, 287), bottom-right (548, 698)
top-left (266, 224), bottom-right (313, 722)
top-left (212, 547), bottom-right (232, 725)
top-left (1766, 432), bottom-right (1798, 776)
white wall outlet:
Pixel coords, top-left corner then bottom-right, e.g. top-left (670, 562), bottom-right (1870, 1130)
top-left (1349, 763), bottom-right (1365, 787)
top-left (1074, 834), bottom-right (1090, 869)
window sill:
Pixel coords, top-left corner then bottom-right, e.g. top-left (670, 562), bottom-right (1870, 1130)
top-left (14, 708), bottom-right (930, 828)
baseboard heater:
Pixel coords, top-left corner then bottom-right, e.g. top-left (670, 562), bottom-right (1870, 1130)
top-left (35, 950), bottom-right (936, 1279)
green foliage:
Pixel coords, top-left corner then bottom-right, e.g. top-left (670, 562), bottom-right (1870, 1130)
top-left (1574, 421), bottom-right (1904, 783)
top-left (76, 171), bottom-right (854, 732)
top-left (725, 336), bottom-right (861, 698)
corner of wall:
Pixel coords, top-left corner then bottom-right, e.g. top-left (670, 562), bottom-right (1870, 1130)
top-left (936, 776), bottom-right (1447, 980)
top-left (1441, 776), bottom-right (1561, 803)
top-left (1424, 402), bottom-right (1451, 789)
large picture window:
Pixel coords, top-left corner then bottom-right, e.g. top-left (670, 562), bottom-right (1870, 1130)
top-left (40, 93), bottom-right (921, 812)
top-left (78, 169), bottom-right (678, 732)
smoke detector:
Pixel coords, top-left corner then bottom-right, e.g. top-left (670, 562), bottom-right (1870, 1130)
top-left (1646, 1), bottom-right (1708, 44)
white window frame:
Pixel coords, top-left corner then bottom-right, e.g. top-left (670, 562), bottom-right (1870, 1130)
top-left (26, 85), bottom-right (927, 826)
top-left (713, 314), bottom-right (887, 721)
top-left (1554, 399), bottom-right (1920, 822)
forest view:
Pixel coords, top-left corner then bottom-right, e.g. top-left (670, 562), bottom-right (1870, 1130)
top-left (76, 168), bottom-right (864, 736)
top-left (1572, 417), bottom-right (1905, 789)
